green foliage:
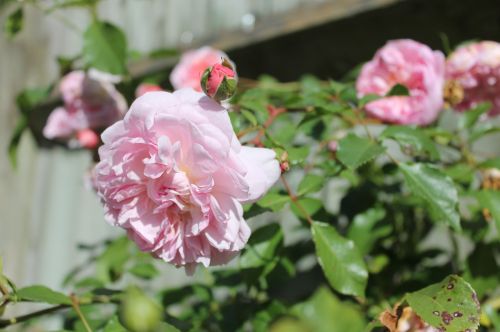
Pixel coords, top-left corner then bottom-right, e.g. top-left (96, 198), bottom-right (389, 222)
top-left (337, 133), bottom-right (385, 170)
top-left (399, 163), bottom-right (461, 231)
top-left (3, 6), bottom-right (23, 38)
top-left (2, 10), bottom-right (498, 330)
top-left (83, 21), bottom-right (128, 75)
top-left (311, 222), bottom-right (368, 297)
top-left (16, 285), bottom-right (72, 305)
top-left (291, 287), bottom-right (366, 332)
top-left (405, 275), bottom-right (480, 332)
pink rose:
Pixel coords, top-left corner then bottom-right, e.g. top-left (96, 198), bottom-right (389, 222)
top-left (201, 61), bottom-right (237, 101)
top-left (43, 70), bottom-right (127, 146)
top-left (76, 129), bottom-right (100, 149)
top-left (446, 41), bottom-right (500, 116)
top-left (94, 89), bottom-right (280, 272)
top-left (356, 39), bottom-right (445, 125)
top-left (170, 46), bottom-right (230, 92)
top-left (135, 83), bottom-right (163, 98)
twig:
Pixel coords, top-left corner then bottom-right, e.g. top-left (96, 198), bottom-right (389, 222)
top-left (70, 294), bottom-right (93, 332)
top-left (0, 305), bottom-right (68, 328)
top-left (281, 175), bottom-right (313, 225)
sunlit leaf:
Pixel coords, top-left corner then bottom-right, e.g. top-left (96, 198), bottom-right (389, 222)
top-left (311, 222), bottom-right (368, 297)
top-left (405, 275), bottom-right (480, 332)
top-left (381, 126), bottom-right (439, 159)
top-left (337, 134), bottom-right (385, 170)
top-left (16, 285), bottom-right (71, 305)
top-left (399, 163), bottom-right (460, 231)
top-left (83, 21), bottom-right (127, 75)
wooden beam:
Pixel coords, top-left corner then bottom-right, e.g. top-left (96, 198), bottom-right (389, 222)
top-left (129, 0), bottom-right (398, 77)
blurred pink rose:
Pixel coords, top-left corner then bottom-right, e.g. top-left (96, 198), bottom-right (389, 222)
top-left (94, 89), bottom-right (280, 272)
top-left (135, 83), bottom-right (163, 98)
top-left (170, 46), bottom-right (229, 92)
top-left (446, 41), bottom-right (500, 116)
top-left (43, 70), bottom-right (127, 147)
top-left (356, 39), bottom-right (445, 125)
top-left (76, 129), bottom-right (100, 149)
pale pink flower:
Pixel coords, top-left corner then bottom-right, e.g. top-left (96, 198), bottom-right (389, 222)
top-left (94, 89), bottom-right (280, 272)
top-left (356, 39), bottom-right (445, 125)
top-left (446, 41), bottom-right (500, 116)
top-left (135, 83), bottom-right (163, 98)
top-left (43, 70), bottom-right (127, 146)
top-left (170, 47), bottom-right (229, 92)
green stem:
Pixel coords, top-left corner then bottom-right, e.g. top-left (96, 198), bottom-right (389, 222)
top-left (71, 294), bottom-right (93, 332)
top-left (281, 175), bottom-right (313, 225)
top-left (0, 305), bottom-right (68, 328)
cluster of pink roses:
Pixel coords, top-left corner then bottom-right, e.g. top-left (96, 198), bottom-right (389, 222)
top-left (356, 39), bottom-right (500, 125)
top-left (43, 40), bottom-right (500, 272)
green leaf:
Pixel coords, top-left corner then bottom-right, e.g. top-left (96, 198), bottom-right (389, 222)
top-left (83, 21), bottom-right (127, 75)
top-left (405, 275), bottom-right (480, 332)
top-left (16, 285), bottom-right (71, 305)
top-left (291, 197), bottom-right (322, 220)
top-left (103, 316), bottom-right (127, 332)
top-left (129, 263), bottom-right (159, 280)
top-left (479, 157), bottom-right (500, 169)
top-left (287, 146), bottom-right (310, 166)
top-left (297, 174), bottom-right (324, 196)
top-left (240, 223), bottom-right (283, 269)
top-left (477, 191), bottom-right (500, 237)
top-left (399, 163), bottom-right (461, 231)
top-left (311, 222), bottom-right (368, 297)
top-left (347, 207), bottom-right (388, 255)
top-left (8, 116), bottom-right (27, 169)
top-left (4, 6), bottom-right (23, 38)
top-left (386, 83), bottom-right (410, 96)
top-left (157, 322), bottom-right (181, 332)
top-left (381, 126), bottom-right (439, 159)
top-left (241, 109), bottom-right (258, 126)
top-left (459, 102), bottom-right (491, 129)
top-left (337, 134), bottom-right (385, 170)
top-left (96, 236), bottom-right (130, 283)
top-left (257, 192), bottom-right (290, 212)
top-left (292, 287), bottom-right (366, 332)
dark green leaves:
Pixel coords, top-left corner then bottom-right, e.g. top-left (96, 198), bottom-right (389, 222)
top-left (405, 275), bottom-right (480, 332)
top-left (83, 21), bottom-right (127, 75)
top-left (399, 163), bottom-right (461, 231)
top-left (337, 134), bottom-right (385, 170)
top-left (240, 223), bottom-right (283, 269)
top-left (4, 6), bottom-right (23, 38)
top-left (16, 285), bottom-right (71, 305)
top-left (381, 126), bottom-right (439, 159)
top-left (311, 222), bottom-right (368, 297)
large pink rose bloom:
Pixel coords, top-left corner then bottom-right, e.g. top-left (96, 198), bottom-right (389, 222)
top-left (446, 41), bottom-right (500, 116)
top-left (94, 89), bottom-right (280, 272)
top-left (356, 39), bottom-right (445, 125)
top-left (43, 70), bottom-right (127, 147)
top-left (170, 46), bottom-right (229, 92)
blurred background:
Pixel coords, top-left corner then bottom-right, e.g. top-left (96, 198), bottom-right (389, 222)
top-left (1, 0), bottom-right (500, 292)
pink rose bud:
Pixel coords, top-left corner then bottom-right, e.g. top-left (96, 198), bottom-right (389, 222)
top-left (201, 59), bottom-right (238, 102)
top-left (76, 129), bottom-right (100, 149)
top-left (446, 41), bottom-right (500, 116)
top-left (170, 46), bottom-right (230, 92)
top-left (328, 141), bottom-right (338, 152)
top-left (135, 83), bottom-right (163, 98)
top-left (356, 39), bottom-right (445, 126)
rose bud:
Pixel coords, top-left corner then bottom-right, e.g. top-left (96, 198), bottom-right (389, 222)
top-left (201, 58), bottom-right (237, 102)
top-left (76, 129), bottom-right (100, 149)
top-left (135, 83), bottom-right (163, 98)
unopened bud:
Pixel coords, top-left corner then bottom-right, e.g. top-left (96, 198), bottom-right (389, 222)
top-left (76, 129), bottom-right (100, 149)
top-left (280, 151), bottom-right (290, 173)
top-left (201, 58), bottom-right (237, 102)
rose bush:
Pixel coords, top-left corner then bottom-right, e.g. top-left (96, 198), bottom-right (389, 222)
top-left (3, 3), bottom-right (500, 331)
